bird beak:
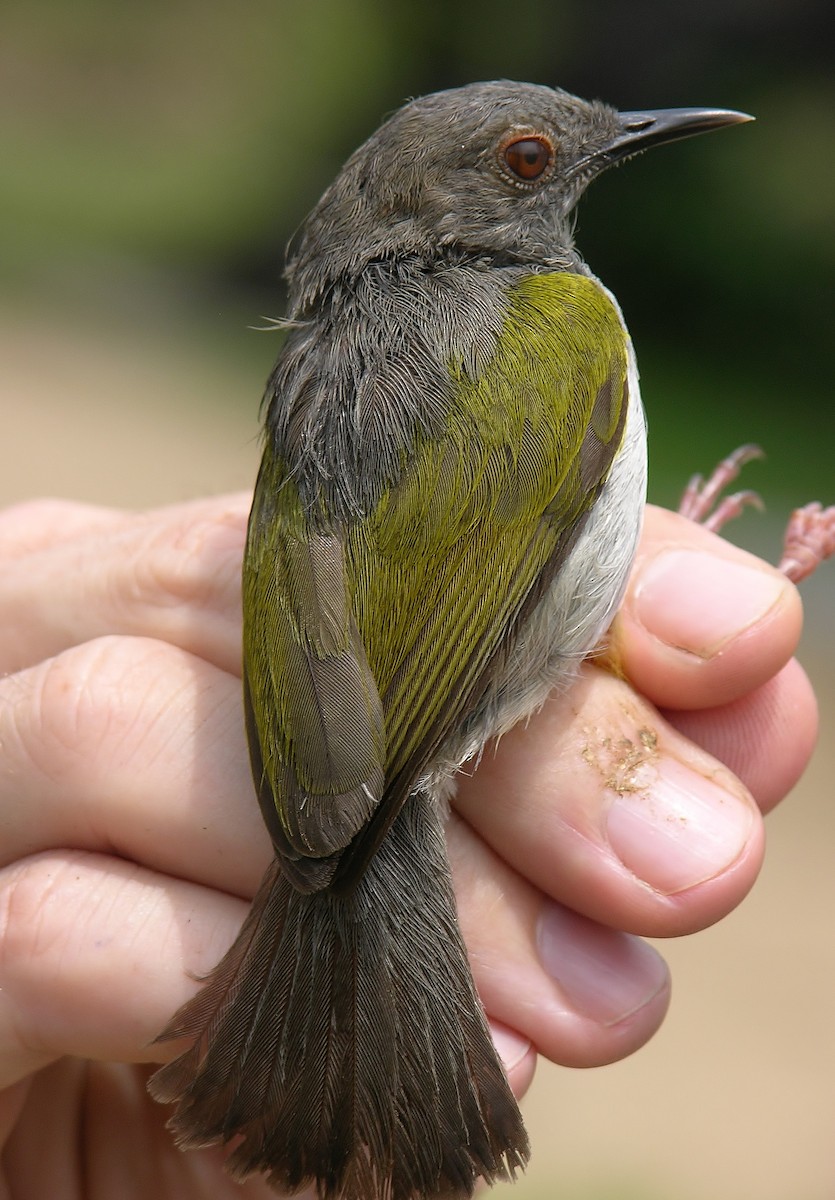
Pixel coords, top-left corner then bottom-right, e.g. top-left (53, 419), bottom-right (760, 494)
top-left (604, 106), bottom-right (754, 165)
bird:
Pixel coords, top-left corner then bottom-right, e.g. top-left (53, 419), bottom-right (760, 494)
top-left (148, 80), bottom-right (751, 1199)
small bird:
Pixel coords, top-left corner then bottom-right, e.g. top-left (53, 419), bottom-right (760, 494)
top-left (149, 82), bottom-right (751, 1199)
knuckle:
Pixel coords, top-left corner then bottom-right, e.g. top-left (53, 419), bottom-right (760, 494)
top-left (129, 505), bottom-right (244, 617)
top-left (10, 637), bottom-right (180, 789)
top-left (0, 853), bottom-right (74, 975)
top-left (0, 851), bottom-right (89, 1058)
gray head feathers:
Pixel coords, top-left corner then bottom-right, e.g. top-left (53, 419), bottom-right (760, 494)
top-left (287, 81), bottom-right (621, 311)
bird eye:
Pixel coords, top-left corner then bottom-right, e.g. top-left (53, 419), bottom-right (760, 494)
top-left (500, 135), bottom-right (553, 183)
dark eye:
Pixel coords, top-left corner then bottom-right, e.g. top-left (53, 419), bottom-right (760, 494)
top-left (501, 135), bottom-right (553, 182)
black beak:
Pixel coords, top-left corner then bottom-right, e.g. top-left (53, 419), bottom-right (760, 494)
top-left (605, 106), bottom-right (754, 165)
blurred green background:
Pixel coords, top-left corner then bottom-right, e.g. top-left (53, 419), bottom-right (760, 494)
top-left (2, 2), bottom-right (833, 1197)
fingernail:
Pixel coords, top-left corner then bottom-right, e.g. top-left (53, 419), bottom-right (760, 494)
top-left (537, 905), bottom-right (668, 1027)
top-left (607, 757), bottom-right (754, 894)
top-left (490, 1022), bottom-right (532, 1072)
top-left (633, 550), bottom-right (787, 657)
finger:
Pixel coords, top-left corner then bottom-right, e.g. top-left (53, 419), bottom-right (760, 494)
top-left (456, 662), bottom-right (765, 939)
top-left (0, 498), bottom-right (125, 557)
top-left (1, 635), bottom-right (771, 941)
top-left (0, 640), bottom-right (675, 1070)
top-left (614, 505), bottom-right (803, 710)
top-left (0, 636), bottom-right (270, 894)
top-left (0, 846), bottom-right (668, 1091)
top-left (0, 851), bottom-right (242, 1088)
top-left (0, 1079), bottom-right (30, 1148)
top-left (1, 1062), bottom-right (288, 1200)
top-left (448, 814), bottom-right (671, 1069)
top-left (664, 657), bottom-right (818, 815)
top-left (0, 494), bottom-right (248, 677)
top-left (489, 1024), bottom-right (536, 1096)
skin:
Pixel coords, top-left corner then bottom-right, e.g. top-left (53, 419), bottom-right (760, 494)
top-left (0, 493), bottom-right (815, 1199)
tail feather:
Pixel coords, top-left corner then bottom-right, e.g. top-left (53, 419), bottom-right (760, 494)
top-left (149, 792), bottom-right (529, 1199)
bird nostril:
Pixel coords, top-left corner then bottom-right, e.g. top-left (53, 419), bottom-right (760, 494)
top-left (623, 115), bottom-right (655, 132)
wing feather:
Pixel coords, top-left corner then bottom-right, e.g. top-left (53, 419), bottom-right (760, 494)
top-left (245, 271), bottom-right (630, 892)
top-left (244, 473), bottom-right (385, 883)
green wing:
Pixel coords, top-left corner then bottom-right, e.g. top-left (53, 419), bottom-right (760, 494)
top-left (243, 473), bottom-right (386, 890)
top-left (244, 272), bottom-right (629, 891)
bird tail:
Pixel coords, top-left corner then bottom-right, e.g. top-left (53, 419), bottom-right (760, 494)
top-left (148, 791), bottom-right (529, 1200)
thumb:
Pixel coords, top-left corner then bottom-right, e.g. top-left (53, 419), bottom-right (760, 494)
top-left (613, 505), bottom-right (802, 711)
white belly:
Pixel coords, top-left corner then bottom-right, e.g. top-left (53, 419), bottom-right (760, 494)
top-left (424, 346), bottom-right (647, 789)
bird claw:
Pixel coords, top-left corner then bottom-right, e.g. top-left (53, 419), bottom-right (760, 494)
top-left (778, 503), bottom-right (835, 584)
top-left (678, 444), bottom-right (765, 531)
top-left (679, 446), bottom-right (834, 584)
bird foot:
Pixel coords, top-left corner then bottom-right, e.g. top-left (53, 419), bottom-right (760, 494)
top-left (679, 445), bottom-right (835, 583)
top-left (678, 443), bottom-right (764, 532)
top-left (778, 503), bottom-right (835, 584)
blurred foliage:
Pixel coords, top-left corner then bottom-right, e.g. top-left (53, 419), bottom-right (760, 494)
top-left (2, 0), bottom-right (833, 503)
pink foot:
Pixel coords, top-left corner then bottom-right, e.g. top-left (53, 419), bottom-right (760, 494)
top-left (680, 446), bottom-right (834, 584)
top-left (778, 503), bottom-right (835, 584)
top-left (679, 444), bottom-right (764, 533)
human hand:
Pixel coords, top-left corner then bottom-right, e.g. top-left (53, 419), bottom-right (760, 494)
top-left (0, 495), bottom-right (816, 1197)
